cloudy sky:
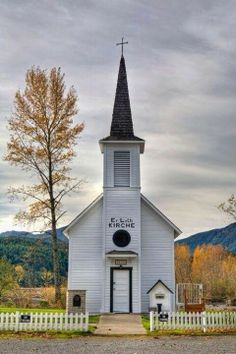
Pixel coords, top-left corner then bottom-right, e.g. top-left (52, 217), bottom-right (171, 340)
top-left (0, 0), bottom-right (236, 238)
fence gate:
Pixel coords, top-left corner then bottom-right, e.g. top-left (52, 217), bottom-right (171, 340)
top-left (176, 283), bottom-right (203, 306)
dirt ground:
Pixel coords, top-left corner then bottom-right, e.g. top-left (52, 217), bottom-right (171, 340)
top-left (0, 335), bottom-right (236, 354)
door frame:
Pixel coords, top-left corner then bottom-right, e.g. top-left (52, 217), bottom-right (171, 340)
top-left (110, 267), bottom-right (132, 313)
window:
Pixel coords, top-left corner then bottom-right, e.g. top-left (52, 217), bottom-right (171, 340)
top-left (73, 295), bottom-right (81, 307)
top-left (114, 151), bottom-right (130, 187)
top-left (113, 229), bottom-right (131, 247)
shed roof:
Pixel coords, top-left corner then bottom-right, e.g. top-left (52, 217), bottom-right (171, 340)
top-left (147, 279), bottom-right (174, 294)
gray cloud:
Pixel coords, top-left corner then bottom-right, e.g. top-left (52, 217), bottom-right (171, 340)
top-left (0, 0), bottom-right (236, 238)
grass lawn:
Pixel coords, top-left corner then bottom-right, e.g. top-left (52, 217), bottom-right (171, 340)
top-left (0, 307), bottom-right (64, 313)
top-left (141, 314), bottom-right (150, 332)
top-left (89, 315), bottom-right (100, 324)
top-left (0, 330), bottom-right (93, 338)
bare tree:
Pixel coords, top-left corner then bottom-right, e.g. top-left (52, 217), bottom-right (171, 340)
top-left (219, 194), bottom-right (236, 220)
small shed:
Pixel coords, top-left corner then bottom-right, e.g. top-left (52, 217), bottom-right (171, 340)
top-left (147, 280), bottom-right (173, 313)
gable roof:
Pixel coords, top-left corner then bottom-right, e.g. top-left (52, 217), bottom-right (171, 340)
top-left (147, 279), bottom-right (174, 294)
top-left (63, 194), bottom-right (103, 237)
top-left (64, 193), bottom-right (181, 238)
top-left (141, 194), bottom-right (182, 237)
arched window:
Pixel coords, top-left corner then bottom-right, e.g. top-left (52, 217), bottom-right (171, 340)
top-left (73, 295), bottom-right (81, 307)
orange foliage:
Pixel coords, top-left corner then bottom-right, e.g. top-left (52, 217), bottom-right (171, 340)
top-left (175, 244), bottom-right (192, 283)
top-left (175, 244), bottom-right (236, 300)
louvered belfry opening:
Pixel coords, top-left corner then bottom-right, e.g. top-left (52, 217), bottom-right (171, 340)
top-left (114, 151), bottom-right (130, 187)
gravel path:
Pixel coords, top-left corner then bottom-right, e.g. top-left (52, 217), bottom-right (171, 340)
top-left (0, 335), bottom-right (235, 354)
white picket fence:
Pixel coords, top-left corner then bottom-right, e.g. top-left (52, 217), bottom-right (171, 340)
top-left (150, 311), bottom-right (236, 332)
top-left (0, 312), bottom-right (89, 332)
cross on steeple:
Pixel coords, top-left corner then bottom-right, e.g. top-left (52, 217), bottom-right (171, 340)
top-left (116, 37), bottom-right (128, 56)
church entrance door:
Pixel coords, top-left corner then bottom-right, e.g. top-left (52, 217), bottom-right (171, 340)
top-left (111, 268), bottom-right (132, 313)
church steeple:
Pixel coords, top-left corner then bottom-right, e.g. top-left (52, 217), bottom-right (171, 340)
top-left (99, 52), bottom-right (145, 152)
top-left (110, 55), bottom-right (134, 139)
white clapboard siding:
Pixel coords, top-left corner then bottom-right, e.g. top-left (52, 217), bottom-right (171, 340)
top-left (103, 187), bottom-right (141, 313)
top-left (0, 312), bottom-right (89, 332)
top-left (150, 311), bottom-right (236, 332)
top-left (141, 198), bottom-right (175, 312)
top-left (104, 189), bottom-right (141, 253)
top-left (68, 197), bottom-right (103, 313)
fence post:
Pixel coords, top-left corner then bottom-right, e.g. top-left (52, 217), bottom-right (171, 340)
top-left (202, 311), bottom-right (206, 333)
top-left (150, 311), bottom-right (154, 332)
top-left (15, 311), bottom-right (19, 332)
top-left (85, 313), bottom-right (89, 331)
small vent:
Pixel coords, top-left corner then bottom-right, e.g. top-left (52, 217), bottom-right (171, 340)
top-left (114, 151), bottom-right (130, 187)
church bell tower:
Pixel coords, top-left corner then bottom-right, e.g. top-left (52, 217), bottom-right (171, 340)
top-left (99, 53), bottom-right (145, 313)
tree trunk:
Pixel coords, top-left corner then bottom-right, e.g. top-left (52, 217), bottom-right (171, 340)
top-left (51, 205), bottom-right (61, 303)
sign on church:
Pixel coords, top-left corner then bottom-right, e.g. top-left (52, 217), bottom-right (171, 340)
top-left (108, 217), bottom-right (135, 229)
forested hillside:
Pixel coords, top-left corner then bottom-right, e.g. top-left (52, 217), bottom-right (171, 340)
top-left (0, 237), bottom-right (68, 287)
top-left (176, 222), bottom-right (236, 254)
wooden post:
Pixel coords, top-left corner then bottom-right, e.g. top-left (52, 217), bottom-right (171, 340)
top-left (202, 311), bottom-right (206, 333)
top-left (85, 312), bottom-right (89, 331)
top-left (15, 312), bottom-right (19, 332)
top-left (150, 311), bottom-right (154, 332)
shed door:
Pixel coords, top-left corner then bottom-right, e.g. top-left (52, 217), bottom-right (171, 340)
top-left (113, 269), bottom-right (130, 313)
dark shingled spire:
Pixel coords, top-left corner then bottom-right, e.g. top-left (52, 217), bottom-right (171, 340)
top-left (110, 55), bottom-right (134, 138)
top-left (100, 55), bottom-right (144, 143)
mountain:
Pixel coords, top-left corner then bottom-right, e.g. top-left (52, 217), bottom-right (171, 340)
top-left (176, 222), bottom-right (236, 254)
top-left (0, 226), bottom-right (68, 242)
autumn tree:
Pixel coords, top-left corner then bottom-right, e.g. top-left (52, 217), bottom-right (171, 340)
top-left (191, 244), bottom-right (227, 299)
top-left (0, 258), bottom-right (17, 298)
top-left (221, 254), bottom-right (236, 298)
top-left (175, 244), bottom-right (192, 283)
top-left (4, 67), bottom-right (84, 302)
top-left (40, 267), bottom-right (53, 287)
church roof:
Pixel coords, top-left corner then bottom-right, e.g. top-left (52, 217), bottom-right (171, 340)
top-left (100, 55), bottom-right (144, 143)
top-left (64, 193), bottom-right (181, 237)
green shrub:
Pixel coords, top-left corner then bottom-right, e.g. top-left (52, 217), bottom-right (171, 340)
top-left (39, 300), bottom-right (49, 308)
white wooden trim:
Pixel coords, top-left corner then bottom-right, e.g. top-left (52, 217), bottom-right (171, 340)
top-left (99, 140), bottom-right (145, 153)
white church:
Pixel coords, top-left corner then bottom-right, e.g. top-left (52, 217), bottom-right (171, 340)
top-left (64, 53), bottom-right (181, 314)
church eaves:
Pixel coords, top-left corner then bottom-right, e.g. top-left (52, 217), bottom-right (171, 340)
top-left (101, 55), bottom-right (144, 142)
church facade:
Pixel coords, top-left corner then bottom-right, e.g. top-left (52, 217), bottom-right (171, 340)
top-left (65, 55), bottom-right (181, 314)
